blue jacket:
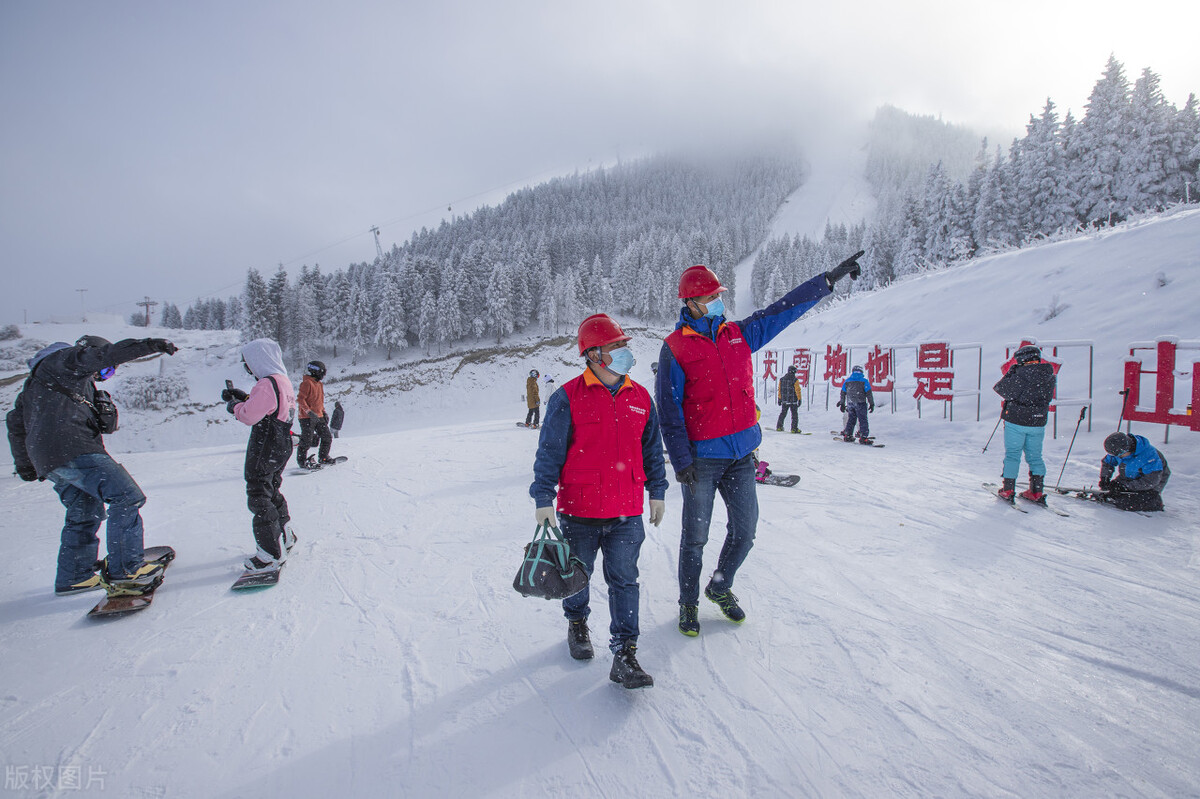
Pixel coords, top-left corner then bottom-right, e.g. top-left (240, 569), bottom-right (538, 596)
top-left (1101, 434), bottom-right (1170, 492)
top-left (530, 374), bottom-right (669, 513)
top-left (656, 273), bottom-right (830, 469)
top-left (840, 372), bottom-right (874, 408)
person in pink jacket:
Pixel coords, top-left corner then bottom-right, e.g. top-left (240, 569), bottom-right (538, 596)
top-left (221, 339), bottom-right (297, 573)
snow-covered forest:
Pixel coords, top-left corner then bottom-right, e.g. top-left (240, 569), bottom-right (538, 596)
top-left (750, 56), bottom-right (1200, 303)
top-left (161, 151), bottom-right (805, 363)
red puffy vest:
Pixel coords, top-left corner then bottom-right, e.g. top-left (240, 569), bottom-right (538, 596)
top-left (664, 322), bottom-right (757, 441)
top-left (556, 370), bottom-right (652, 518)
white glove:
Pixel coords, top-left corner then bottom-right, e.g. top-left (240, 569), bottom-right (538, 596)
top-left (535, 506), bottom-right (556, 527)
top-left (648, 499), bottom-right (665, 526)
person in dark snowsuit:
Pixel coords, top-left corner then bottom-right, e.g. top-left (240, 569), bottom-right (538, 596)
top-left (296, 360), bottom-right (334, 468)
top-left (6, 335), bottom-right (179, 595)
top-left (992, 344), bottom-right (1057, 502)
top-left (222, 338), bottom-right (296, 572)
top-left (838, 366), bottom-right (874, 442)
top-left (530, 314), bottom-right (668, 689)
top-left (1098, 432), bottom-right (1170, 511)
top-left (776, 365), bottom-right (802, 433)
top-left (657, 252), bottom-right (864, 637)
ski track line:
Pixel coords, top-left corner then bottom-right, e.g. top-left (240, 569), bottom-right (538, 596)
top-left (466, 565), bottom-right (612, 798)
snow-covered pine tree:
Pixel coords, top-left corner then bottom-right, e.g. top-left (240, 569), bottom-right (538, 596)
top-left (373, 264), bottom-right (406, 360)
top-left (266, 266), bottom-right (290, 351)
top-left (486, 261), bottom-right (515, 344)
top-left (1075, 55), bottom-right (1133, 226)
top-left (242, 269), bottom-right (273, 341)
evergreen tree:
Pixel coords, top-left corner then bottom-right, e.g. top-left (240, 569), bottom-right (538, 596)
top-left (486, 261), bottom-right (515, 344)
top-left (242, 268), bottom-right (273, 341)
top-left (1075, 55), bottom-right (1133, 225)
top-left (266, 265), bottom-right (290, 350)
top-left (373, 265), bottom-right (406, 360)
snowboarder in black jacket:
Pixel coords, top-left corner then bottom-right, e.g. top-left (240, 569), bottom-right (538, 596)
top-left (992, 344), bottom-right (1056, 503)
top-left (776, 365), bottom-right (802, 433)
top-left (6, 335), bottom-right (178, 595)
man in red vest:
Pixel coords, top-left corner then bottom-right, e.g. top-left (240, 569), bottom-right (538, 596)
top-left (657, 252), bottom-right (864, 636)
top-left (530, 314), bottom-right (669, 689)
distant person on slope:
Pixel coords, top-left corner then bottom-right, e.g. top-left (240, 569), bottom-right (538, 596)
top-left (530, 314), bottom-right (669, 689)
top-left (657, 252), bottom-right (863, 637)
top-left (776, 364), bottom-right (802, 433)
top-left (1098, 432), bottom-right (1170, 512)
top-left (838, 365), bottom-right (874, 442)
top-left (992, 344), bottom-right (1056, 504)
top-left (6, 334), bottom-right (179, 596)
top-left (523, 369), bottom-right (541, 428)
top-left (222, 339), bottom-right (297, 574)
top-left (296, 360), bottom-right (335, 469)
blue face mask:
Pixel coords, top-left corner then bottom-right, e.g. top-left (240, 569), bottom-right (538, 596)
top-left (702, 297), bottom-right (725, 319)
top-left (606, 347), bottom-right (635, 375)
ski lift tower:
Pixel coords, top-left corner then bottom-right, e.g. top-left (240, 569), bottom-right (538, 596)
top-left (370, 226), bottom-right (383, 261)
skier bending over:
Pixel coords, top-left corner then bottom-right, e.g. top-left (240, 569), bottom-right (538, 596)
top-left (1098, 432), bottom-right (1170, 512)
top-left (838, 365), bottom-right (874, 442)
top-left (222, 339), bottom-right (297, 573)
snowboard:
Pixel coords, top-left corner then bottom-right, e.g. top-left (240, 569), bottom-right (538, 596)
top-left (516, 422), bottom-right (540, 429)
top-left (231, 562), bottom-right (284, 590)
top-left (86, 545), bottom-right (176, 619)
top-left (758, 473), bottom-right (801, 487)
top-left (831, 433), bottom-right (884, 448)
top-left (770, 429), bottom-right (812, 435)
top-left (291, 455), bottom-right (348, 475)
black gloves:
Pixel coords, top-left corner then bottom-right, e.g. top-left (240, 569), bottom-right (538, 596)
top-left (307, 411), bottom-right (319, 420)
top-left (675, 465), bottom-right (698, 487)
top-left (16, 466), bottom-right (37, 482)
top-left (836, 401), bottom-right (845, 412)
top-left (825, 250), bottom-right (865, 290)
top-left (221, 387), bottom-right (249, 403)
top-left (869, 405), bottom-right (875, 413)
top-left (1098, 477), bottom-right (1111, 491)
top-left (148, 339), bottom-right (178, 355)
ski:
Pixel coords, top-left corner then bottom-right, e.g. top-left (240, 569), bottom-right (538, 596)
top-left (982, 483), bottom-right (1028, 512)
top-left (86, 545), bottom-right (176, 619)
top-left (983, 483), bottom-right (1069, 516)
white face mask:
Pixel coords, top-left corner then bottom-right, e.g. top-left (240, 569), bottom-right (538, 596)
top-left (605, 347), bottom-right (635, 375)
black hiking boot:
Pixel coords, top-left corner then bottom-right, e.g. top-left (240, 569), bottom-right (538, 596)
top-left (609, 642), bottom-right (654, 689)
top-left (568, 619), bottom-right (594, 660)
top-left (704, 583), bottom-right (746, 623)
top-left (678, 603), bottom-right (700, 636)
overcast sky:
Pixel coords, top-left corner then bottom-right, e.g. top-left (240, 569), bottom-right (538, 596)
top-left (2, 0), bottom-right (1197, 326)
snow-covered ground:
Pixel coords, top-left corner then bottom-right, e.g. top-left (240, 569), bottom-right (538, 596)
top-left (2, 211), bottom-right (1198, 798)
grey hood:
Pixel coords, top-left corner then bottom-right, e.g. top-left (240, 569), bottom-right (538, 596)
top-left (241, 339), bottom-right (288, 379)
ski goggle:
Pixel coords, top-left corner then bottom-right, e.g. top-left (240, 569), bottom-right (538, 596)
top-left (98, 366), bottom-right (116, 381)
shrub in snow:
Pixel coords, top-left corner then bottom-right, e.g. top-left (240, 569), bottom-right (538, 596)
top-left (115, 374), bottom-right (190, 410)
top-left (0, 324), bottom-right (19, 341)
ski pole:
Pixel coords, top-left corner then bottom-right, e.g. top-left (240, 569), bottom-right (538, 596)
top-left (982, 414), bottom-right (1003, 454)
top-left (1055, 406), bottom-right (1088, 490)
top-left (1116, 388), bottom-right (1130, 432)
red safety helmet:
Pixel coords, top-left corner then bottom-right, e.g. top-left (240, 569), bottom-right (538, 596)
top-left (577, 313), bottom-right (631, 355)
top-left (677, 264), bottom-right (728, 299)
